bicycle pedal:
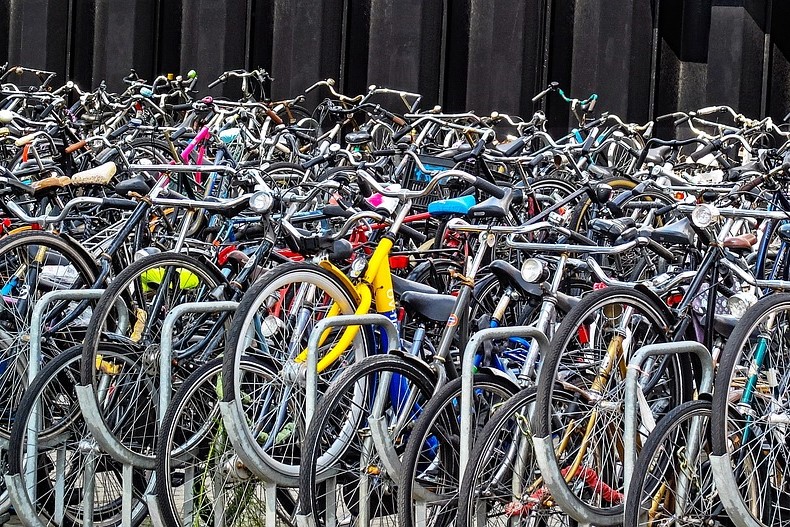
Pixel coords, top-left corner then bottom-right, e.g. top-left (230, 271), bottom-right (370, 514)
top-left (0, 511), bottom-right (11, 525)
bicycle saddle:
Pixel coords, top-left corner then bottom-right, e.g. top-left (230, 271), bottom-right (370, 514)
top-left (392, 274), bottom-right (438, 296)
top-left (344, 130), bottom-right (372, 145)
top-left (427, 194), bottom-right (476, 216)
top-left (71, 161), bottom-right (117, 186)
top-left (114, 175), bottom-right (151, 197)
top-left (398, 291), bottom-right (456, 322)
top-left (468, 186), bottom-right (513, 218)
top-left (646, 217), bottom-right (695, 246)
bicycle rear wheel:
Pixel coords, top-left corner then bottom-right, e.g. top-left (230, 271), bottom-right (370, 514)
top-left (156, 355), bottom-right (295, 527)
top-left (8, 346), bottom-right (151, 527)
top-left (532, 286), bottom-right (685, 523)
top-left (397, 373), bottom-right (519, 527)
top-left (221, 262), bottom-right (373, 485)
top-left (625, 400), bottom-right (724, 527)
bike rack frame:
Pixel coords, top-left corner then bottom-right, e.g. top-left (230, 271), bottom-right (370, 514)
top-left (6, 289), bottom-right (129, 527)
top-left (140, 301), bottom-right (239, 527)
top-left (533, 340), bottom-right (714, 526)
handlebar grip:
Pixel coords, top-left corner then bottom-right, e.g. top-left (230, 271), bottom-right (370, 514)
top-left (527, 152), bottom-right (546, 168)
top-left (393, 124), bottom-right (414, 142)
top-left (167, 102), bottom-right (194, 112)
top-left (64, 140), bottom-right (87, 154)
top-left (171, 126), bottom-right (188, 140)
top-left (689, 140), bottom-right (718, 162)
top-left (109, 123), bottom-right (131, 140)
top-left (160, 188), bottom-right (188, 200)
top-left (581, 128), bottom-right (598, 154)
top-left (102, 197), bottom-right (138, 210)
top-left (502, 137), bottom-right (526, 157)
top-left (471, 139), bottom-right (486, 157)
top-left (531, 87), bottom-right (551, 103)
top-left (357, 175), bottom-right (374, 198)
top-left (472, 176), bottom-right (506, 199)
top-left (566, 230), bottom-right (597, 246)
top-left (655, 203), bottom-right (677, 217)
top-left (322, 205), bottom-right (354, 219)
top-left (646, 238), bottom-right (676, 262)
top-left (266, 108), bottom-right (284, 126)
top-left (38, 102), bottom-right (56, 120)
top-left (399, 223), bottom-right (427, 245)
top-left (371, 149), bottom-right (397, 156)
top-left (302, 155), bottom-right (327, 169)
top-left (741, 175), bottom-right (765, 193)
top-left (392, 115), bottom-right (406, 127)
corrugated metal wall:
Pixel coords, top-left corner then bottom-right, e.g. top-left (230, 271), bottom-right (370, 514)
top-left (3, 0), bottom-right (787, 134)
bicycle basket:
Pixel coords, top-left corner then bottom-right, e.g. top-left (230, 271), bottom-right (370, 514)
top-left (401, 154), bottom-right (460, 211)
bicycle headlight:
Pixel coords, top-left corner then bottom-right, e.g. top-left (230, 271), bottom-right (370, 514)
top-left (521, 258), bottom-right (547, 283)
top-left (350, 256), bottom-right (368, 278)
top-left (249, 191), bottom-right (274, 214)
top-left (727, 292), bottom-right (758, 318)
top-left (691, 204), bottom-right (719, 228)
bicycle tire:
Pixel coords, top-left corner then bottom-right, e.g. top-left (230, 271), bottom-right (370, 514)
top-left (80, 251), bottom-right (227, 464)
top-left (298, 353), bottom-right (436, 526)
top-left (624, 400), bottom-right (724, 527)
top-left (221, 261), bottom-right (373, 485)
top-left (532, 286), bottom-right (686, 523)
top-left (397, 373), bottom-right (520, 527)
top-left (711, 292), bottom-right (790, 525)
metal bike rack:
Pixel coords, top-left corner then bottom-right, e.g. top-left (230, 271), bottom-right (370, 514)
top-left (532, 340), bottom-right (714, 526)
top-left (5, 288), bottom-right (129, 527)
top-left (136, 301), bottom-right (239, 527)
top-left (709, 454), bottom-right (763, 527)
top-left (236, 313), bottom-right (395, 527)
top-left (458, 325), bottom-right (550, 478)
top-left (623, 341), bottom-right (713, 492)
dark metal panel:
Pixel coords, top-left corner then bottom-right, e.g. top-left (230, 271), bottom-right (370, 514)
top-left (366, 0), bottom-right (444, 107)
top-left (8, 0), bottom-right (69, 81)
top-left (706, 1), bottom-right (765, 117)
top-left (465, 0), bottom-right (542, 117)
top-left (768, 0), bottom-right (790, 122)
top-left (92, 0), bottom-right (157, 91)
top-left (270, 0), bottom-right (343, 104)
top-left (181, 0), bottom-right (247, 98)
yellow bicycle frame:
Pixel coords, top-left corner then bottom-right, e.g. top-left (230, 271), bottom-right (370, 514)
top-left (293, 236), bottom-right (396, 372)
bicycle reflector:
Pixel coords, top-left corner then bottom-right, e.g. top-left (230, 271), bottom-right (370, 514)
top-left (691, 204), bottom-right (719, 228)
top-left (249, 191), bottom-right (274, 214)
top-left (521, 258), bottom-right (547, 283)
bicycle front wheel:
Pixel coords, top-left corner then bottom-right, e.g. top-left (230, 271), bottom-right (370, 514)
top-left (711, 293), bottom-right (790, 525)
top-left (221, 261), bottom-right (374, 485)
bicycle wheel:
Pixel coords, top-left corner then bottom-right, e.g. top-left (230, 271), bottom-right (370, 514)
top-left (456, 387), bottom-right (575, 527)
top-left (532, 286), bottom-right (687, 523)
top-left (156, 355), bottom-right (296, 527)
top-left (299, 353), bottom-right (436, 527)
top-left (221, 261), bottom-right (373, 484)
top-left (8, 346), bottom-right (151, 527)
top-left (80, 251), bottom-right (227, 464)
top-left (711, 293), bottom-right (790, 525)
top-left (397, 373), bottom-right (519, 527)
top-left (625, 400), bottom-right (724, 527)
top-left (0, 230), bottom-right (98, 439)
